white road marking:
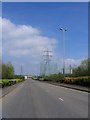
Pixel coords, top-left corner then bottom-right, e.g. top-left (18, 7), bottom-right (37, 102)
top-left (59, 97), bottom-right (64, 101)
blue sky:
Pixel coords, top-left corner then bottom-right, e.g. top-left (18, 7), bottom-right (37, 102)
top-left (2, 2), bottom-right (88, 75)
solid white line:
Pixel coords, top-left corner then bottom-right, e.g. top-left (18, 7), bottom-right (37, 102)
top-left (59, 98), bottom-right (64, 101)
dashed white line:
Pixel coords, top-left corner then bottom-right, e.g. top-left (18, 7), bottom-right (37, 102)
top-left (59, 98), bottom-right (64, 101)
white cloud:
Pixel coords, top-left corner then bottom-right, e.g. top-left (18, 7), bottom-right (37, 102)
top-left (56, 57), bottom-right (83, 70)
top-left (65, 58), bottom-right (83, 67)
top-left (0, 17), bottom-right (2, 59)
top-left (2, 17), bottom-right (58, 75)
top-left (2, 17), bottom-right (57, 57)
top-left (1, 17), bottom-right (85, 75)
top-left (56, 58), bottom-right (84, 73)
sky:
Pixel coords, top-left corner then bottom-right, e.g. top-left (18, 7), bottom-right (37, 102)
top-left (2, 0), bottom-right (89, 2)
top-left (0, 2), bottom-right (2, 61)
top-left (1, 2), bottom-right (88, 75)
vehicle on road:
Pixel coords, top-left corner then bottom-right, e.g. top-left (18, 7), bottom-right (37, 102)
top-left (24, 76), bottom-right (27, 80)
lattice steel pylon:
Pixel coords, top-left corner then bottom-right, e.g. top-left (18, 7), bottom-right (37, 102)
top-left (42, 48), bottom-right (52, 76)
top-left (20, 65), bottom-right (23, 76)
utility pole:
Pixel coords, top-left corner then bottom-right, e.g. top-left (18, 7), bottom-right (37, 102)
top-left (60, 27), bottom-right (67, 78)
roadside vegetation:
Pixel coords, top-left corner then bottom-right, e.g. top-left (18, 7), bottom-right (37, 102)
top-left (0, 62), bottom-right (25, 88)
top-left (34, 58), bottom-right (90, 87)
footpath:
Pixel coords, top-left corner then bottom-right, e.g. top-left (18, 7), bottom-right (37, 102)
top-left (41, 81), bottom-right (90, 92)
top-left (0, 82), bottom-right (23, 98)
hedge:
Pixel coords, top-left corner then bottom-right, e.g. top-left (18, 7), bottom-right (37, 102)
top-left (38, 76), bottom-right (90, 86)
top-left (0, 78), bottom-right (25, 88)
top-left (64, 76), bottom-right (90, 86)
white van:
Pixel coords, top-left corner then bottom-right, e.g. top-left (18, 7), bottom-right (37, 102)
top-left (24, 76), bottom-right (27, 80)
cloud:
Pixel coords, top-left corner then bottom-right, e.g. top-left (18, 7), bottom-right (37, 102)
top-left (2, 17), bottom-right (84, 75)
top-left (2, 17), bottom-right (57, 57)
top-left (65, 58), bottom-right (83, 67)
top-left (56, 57), bottom-right (83, 72)
top-left (2, 17), bottom-right (58, 74)
top-left (0, 17), bottom-right (2, 58)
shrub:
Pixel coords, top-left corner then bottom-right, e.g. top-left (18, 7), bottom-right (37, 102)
top-left (64, 76), bottom-right (90, 86)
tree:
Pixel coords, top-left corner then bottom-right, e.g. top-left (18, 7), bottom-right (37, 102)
top-left (2, 62), bottom-right (14, 79)
top-left (72, 58), bottom-right (89, 77)
top-left (0, 60), bottom-right (1, 79)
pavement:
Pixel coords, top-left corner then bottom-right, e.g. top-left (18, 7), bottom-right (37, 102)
top-left (40, 81), bottom-right (90, 92)
top-left (0, 82), bottom-right (23, 98)
top-left (1, 79), bottom-right (89, 118)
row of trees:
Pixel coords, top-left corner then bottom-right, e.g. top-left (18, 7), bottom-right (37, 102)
top-left (68, 58), bottom-right (89, 77)
top-left (1, 58), bottom-right (90, 79)
top-left (40, 58), bottom-right (89, 78)
top-left (0, 60), bottom-right (1, 79)
top-left (36, 59), bottom-right (90, 86)
top-left (1, 62), bottom-right (24, 79)
top-left (2, 62), bottom-right (14, 79)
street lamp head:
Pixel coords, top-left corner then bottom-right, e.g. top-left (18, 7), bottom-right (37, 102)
top-left (59, 27), bottom-right (68, 31)
top-left (60, 28), bottom-right (63, 31)
top-left (65, 28), bottom-right (68, 31)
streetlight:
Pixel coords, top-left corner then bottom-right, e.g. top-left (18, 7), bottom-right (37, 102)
top-left (59, 27), bottom-right (67, 78)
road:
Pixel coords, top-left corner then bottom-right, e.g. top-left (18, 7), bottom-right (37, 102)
top-left (2, 79), bottom-right (88, 118)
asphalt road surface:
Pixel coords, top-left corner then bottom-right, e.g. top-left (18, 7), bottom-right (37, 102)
top-left (2, 79), bottom-right (88, 118)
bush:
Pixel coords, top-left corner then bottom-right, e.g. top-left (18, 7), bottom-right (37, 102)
top-left (1, 78), bottom-right (25, 88)
top-left (2, 62), bottom-right (14, 79)
top-left (64, 76), bottom-right (90, 86)
top-left (42, 73), bottom-right (64, 82)
top-left (41, 74), bottom-right (90, 86)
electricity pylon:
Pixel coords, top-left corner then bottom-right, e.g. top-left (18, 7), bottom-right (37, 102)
top-left (43, 48), bottom-right (52, 76)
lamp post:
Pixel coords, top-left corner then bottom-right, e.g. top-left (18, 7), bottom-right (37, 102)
top-left (60, 27), bottom-right (67, 78)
